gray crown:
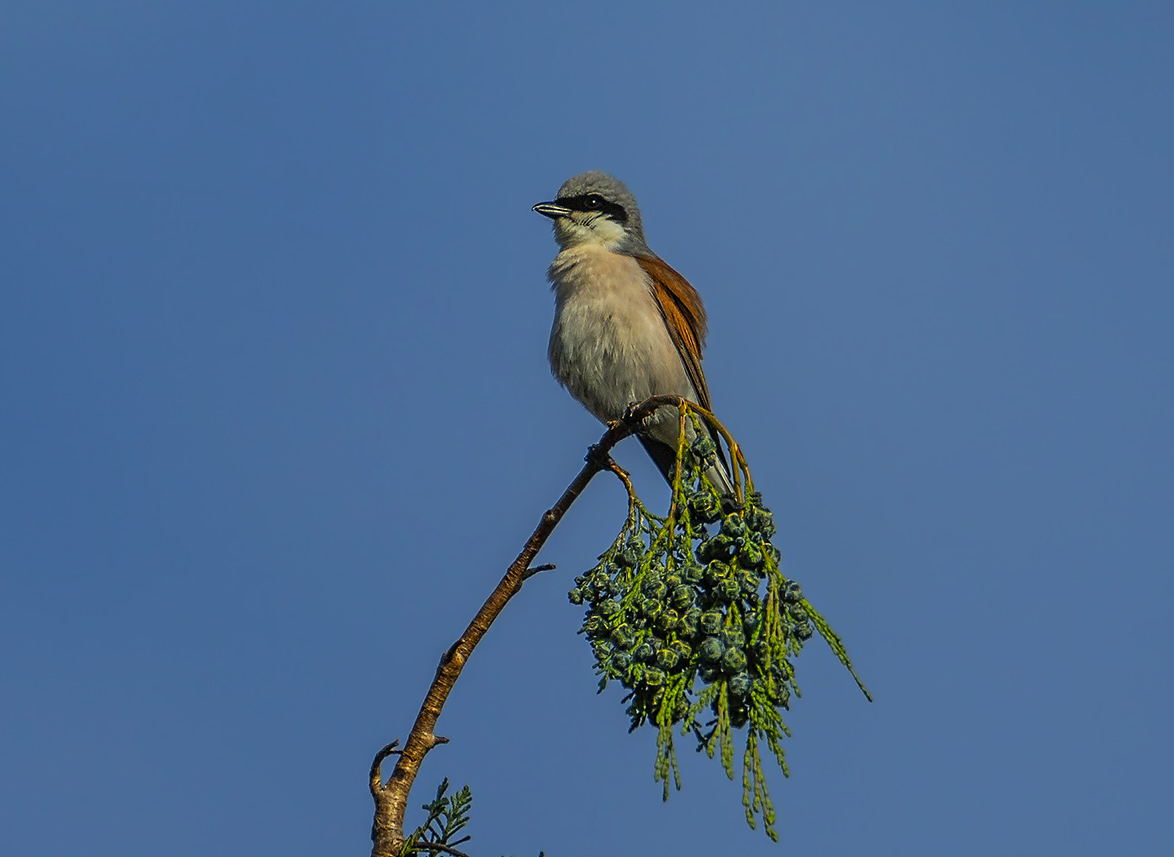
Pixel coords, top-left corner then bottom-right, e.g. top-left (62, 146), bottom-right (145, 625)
top-left (555, 170), bottom-right (653, 256)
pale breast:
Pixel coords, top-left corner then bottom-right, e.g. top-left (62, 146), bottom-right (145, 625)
top-left (547, 245), bottom-right (696, 424)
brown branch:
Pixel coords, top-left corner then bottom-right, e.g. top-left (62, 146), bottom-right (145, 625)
top-left (520, 562), bottom-right (556, 581)
top-left (370, 396), bottom-right (686, 857)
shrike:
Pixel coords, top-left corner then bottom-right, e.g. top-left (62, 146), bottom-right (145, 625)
top-left (533, 170), bottom-right (733, 494)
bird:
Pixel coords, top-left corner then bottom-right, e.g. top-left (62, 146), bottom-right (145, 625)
top-left (533, 170), bottom-right (733, 495)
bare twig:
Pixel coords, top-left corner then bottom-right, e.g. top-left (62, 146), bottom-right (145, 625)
top-left (521, 562), bottom-right (557, 581)
top-left (369, 741), bottom-right (402, 792)
top-left (370, 395), bottom-right (689, 857)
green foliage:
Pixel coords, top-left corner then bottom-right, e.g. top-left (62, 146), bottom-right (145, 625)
top-left (570, 408), bottom-right (871, 840)
top-left (401, 782), bottom-right (546, 857)
top-left (401, 779), bottom-right (473, 857)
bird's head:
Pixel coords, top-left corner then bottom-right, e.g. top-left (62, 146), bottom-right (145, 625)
top-left (533, 170), bottom-right (651, 255)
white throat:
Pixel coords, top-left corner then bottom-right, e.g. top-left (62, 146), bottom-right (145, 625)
top-left (555, 213), bottom-right (628, 252)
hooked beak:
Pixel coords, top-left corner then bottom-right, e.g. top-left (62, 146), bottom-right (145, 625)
top-left (532, 201), bottom-right (571, 220)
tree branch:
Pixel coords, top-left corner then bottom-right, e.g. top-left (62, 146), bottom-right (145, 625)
top-left (369, 396), bottom-right (688, 857)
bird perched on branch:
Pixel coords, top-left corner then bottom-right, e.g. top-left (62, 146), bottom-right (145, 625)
top-left (533, 171), bottom-right (733, 494)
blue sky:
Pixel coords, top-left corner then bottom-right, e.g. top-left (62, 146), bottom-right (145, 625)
top-left (3, 3), bottom-right (1172, 855)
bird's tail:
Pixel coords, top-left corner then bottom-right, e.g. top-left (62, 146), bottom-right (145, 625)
top-left (638, 431), bottom-right (735, 497)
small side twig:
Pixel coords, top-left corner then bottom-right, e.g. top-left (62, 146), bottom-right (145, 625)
top-left (369, 741), bottom-right (402, 791)
top-left (521, 562), bottom-right (557, 581)
top-left (370, 395), bottom-right (687, 857)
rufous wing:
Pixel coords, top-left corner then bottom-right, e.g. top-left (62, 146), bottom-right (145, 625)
top-left (635, 255), bottom-right (712, 411)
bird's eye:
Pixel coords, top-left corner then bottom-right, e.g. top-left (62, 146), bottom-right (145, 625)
top-left (585, 195), bottom-right (602, 209)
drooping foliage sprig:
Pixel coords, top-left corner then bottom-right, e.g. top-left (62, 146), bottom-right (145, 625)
top-left (569, 402), bottom-right (871, 840)
top-left (400, 778), bottom-right (473, 857)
